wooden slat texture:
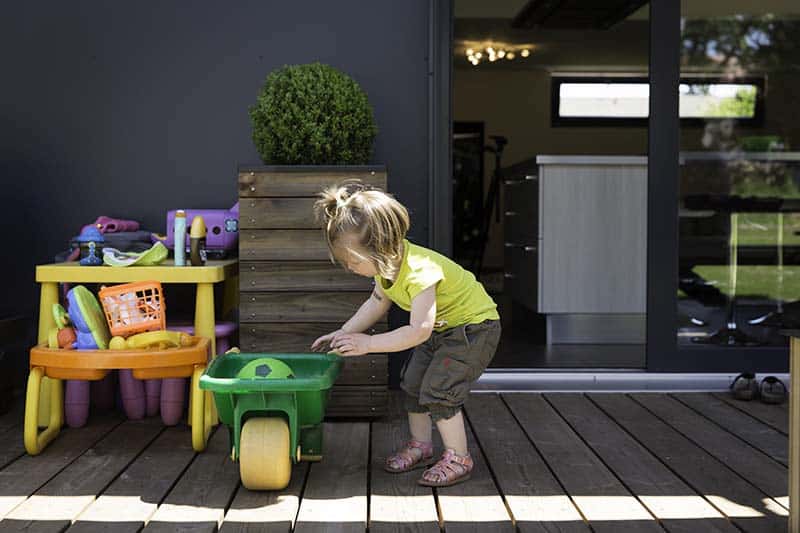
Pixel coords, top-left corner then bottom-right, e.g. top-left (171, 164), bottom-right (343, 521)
top-left (143, 428), bottom-right (240, 533)
top-left (671, 393), bottom-right (788, 466)
top-left (591, 393), bottom-right (788, 532)
top-left (238, 168), bottom-right (387, 197)
top-left (240, 230), bottom-right (329, 261)
top-left (220, 463), bottom-right (309, 533)
top-left (294, 422), bottom-right (369, 533)
top-left (327, 386), bottom-right (388, 418)
top-left (0, 415), bottom-right (122, 520)
top-left (336, 355), bottom-right (388, 386)
top-left (241, 292), bottom-right (381, 323)
top-left (0, 402), bottom-right (25, 470)
top-left (0, 401), bottom-right (23, 434)
top-left (437, 402), bottom-right (514, 533)
top-left (631, 393), bottom-right (789, 511)
top-left (546, 393), bottom-right (737, 533)
top-left (239, 322), bottom-right (387, 353)
top-left (1, 418), bottom-right (163, 532)
top-left (240, 262), bottom-right (374, 291)
top-left (0, 391), bottom-right (792, 531)
top-left (465, 394), bottom-right (589, 532)
top-left (240, 198), bottom-right (320, 229)
top-left (67, 426), bottom-right (196, 533)
top-left (504, 394), bottom-right (661, 533)
top-left (369, 396), bottom-right (439, 533)
top-left (712, 392), bottom-right (788, 436)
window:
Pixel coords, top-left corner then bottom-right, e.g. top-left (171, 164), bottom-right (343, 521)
top-left (551, 76), bottom-right (764, 126)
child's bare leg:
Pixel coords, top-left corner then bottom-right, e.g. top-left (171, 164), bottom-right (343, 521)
top-left (384, 407), bottom-right (434, 473)
top-left (435, 409), bottom-right (468, 456)
top-left (409, 411), bottom-right (432, 443)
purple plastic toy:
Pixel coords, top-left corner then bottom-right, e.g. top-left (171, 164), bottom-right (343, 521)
top-left (65, 287), bottom-right (114, 428)
top-left (163, 204), bottom-right (239, 252)
top-left (157, 322), bottom-right (237, 425)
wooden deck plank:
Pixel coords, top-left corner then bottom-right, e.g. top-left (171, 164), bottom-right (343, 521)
top-left (0, 402), bottom-right (25, 470)
top-left (220, 463), bottom-right (309, 533)
top-left (0, 418), bottom-right (163, 532)
top-left (672, 393), bottom-right (787, 465)
top-left (0, 415), bottom-right (123, 521)
top-left (143, 427), bottom-right (240, 533)
top-left (436, 406), bottom-right (515, 533)
top-left (465, 394), bottom-right (589, 532)
top-left (504, 394), bottom-right (662, 533)
top-left (294, 422), bottom-right (369, 533)
top-left (0, 401), bottom-right (23, 434)
top-left (0, 426), bottom-right (25, 472)
top-left (369, 396), bottom-right (439, 533)
top-left (632, 393), bottom-right (789, 512)
top-left (591, 393), bottom-right (788, 533)
top-left (545, 393), bottom-right (737, 533)
top-left (711, 392), bottom-right (788, 435)
top-left (67, 426), bottom-right (197, 533)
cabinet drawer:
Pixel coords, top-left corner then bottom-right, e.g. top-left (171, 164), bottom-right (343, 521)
top-left (504, 176), bottom-right (538, 242)
top-left (504, 243), bottom-right (538, 312)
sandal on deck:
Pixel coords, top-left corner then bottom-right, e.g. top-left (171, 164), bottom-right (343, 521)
top-left (418, 449), bottom-right (474, 487)
top-left (384, 439), bottom-right (434, 473)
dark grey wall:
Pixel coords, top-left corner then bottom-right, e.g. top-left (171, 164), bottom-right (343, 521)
top-left (0, 1), bottom-right (431, 324)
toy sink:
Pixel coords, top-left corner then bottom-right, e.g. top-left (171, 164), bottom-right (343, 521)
top-left (200, 352), bottom-right (342, 491)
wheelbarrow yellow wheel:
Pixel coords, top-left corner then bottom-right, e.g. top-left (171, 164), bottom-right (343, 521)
top-left (240, 417), bottom-right (291, 491)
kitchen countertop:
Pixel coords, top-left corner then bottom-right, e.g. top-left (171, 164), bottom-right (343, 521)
top-left (537, 152), bottom-right (800, 165)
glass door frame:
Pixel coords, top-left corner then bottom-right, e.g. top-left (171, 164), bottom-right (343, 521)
top-left (646, 0), bottom-right (789, 373)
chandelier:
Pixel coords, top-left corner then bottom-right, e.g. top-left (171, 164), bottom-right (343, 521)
top-left (463, 42), bottom-right (533, 66)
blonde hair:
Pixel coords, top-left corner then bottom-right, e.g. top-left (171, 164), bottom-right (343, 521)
top-left (314, 179), bottom-right (410, 279)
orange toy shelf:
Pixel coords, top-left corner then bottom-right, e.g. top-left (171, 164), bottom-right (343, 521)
top-left (25, 337), bottom-right (213, 456)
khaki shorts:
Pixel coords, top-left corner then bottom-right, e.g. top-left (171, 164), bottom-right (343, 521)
top-left (400, 319), bottom-right (501, 421)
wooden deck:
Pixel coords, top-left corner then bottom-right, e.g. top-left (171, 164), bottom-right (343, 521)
top-left (0, 391), bottom-right (790, 532)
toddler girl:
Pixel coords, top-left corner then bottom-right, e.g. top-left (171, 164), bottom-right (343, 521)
top-left (311, 180), bottom-right (500, 487)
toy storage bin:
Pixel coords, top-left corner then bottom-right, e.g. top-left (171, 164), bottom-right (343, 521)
top-left (99, 281), bottom-right (165, 337)
top-left (25, 336), bottom-right (213, 456)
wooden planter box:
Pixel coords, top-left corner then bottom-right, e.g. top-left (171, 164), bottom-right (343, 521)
top-left (238, 166), bottom-right (389, 417)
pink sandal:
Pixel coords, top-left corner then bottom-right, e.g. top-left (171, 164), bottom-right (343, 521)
top-left (418, 449), bottom-right (474, 487)
top-left (384, 439), bottom-right (434, 473)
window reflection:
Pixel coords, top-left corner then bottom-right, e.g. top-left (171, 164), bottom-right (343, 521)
top-left (678, 8), bottom-right (800, 347)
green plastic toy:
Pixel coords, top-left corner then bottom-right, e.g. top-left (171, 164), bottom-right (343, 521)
top-left (236, 357), bottom-right (295, 380)
top-left (200, 352), bottom-right (341, 491)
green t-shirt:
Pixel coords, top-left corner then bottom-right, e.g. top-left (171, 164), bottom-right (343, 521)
top-left (375, 239), bottom-right (499, 332)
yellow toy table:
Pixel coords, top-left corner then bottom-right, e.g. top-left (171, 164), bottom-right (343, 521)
top-left (33, 259), bottom-right (238, 429)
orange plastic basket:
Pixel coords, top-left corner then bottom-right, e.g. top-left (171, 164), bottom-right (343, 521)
top-left (99, 281), bottom-right (166, 337)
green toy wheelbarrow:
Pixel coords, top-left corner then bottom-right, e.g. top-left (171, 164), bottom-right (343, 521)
top-left (200, 351), bottom-right (342, 490)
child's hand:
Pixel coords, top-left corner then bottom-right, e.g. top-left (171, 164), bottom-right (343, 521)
top-left (329, 333), bottom-right (371, 356)
top-left (311, 329), bottom-right (344, 352)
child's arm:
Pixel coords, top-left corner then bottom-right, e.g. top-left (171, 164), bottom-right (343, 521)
top-left (341, 283), bottom-right (392, 334)
top-left (330, 284), bottom-right (436, 355)
top-left (310, 284), bottom-right (391, 351)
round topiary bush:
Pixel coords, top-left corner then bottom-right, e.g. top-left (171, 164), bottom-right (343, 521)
top-left (249, 63), bottom-right (378, 165)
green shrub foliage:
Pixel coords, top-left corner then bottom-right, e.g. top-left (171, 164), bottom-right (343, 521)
top-left (249, 63), bottom-right (377, 165)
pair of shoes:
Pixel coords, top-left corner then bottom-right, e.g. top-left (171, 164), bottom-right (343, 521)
top-left (384, 440), bottom-right (434, 473)
top-left (730, 373), bottom-right (787, 404)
